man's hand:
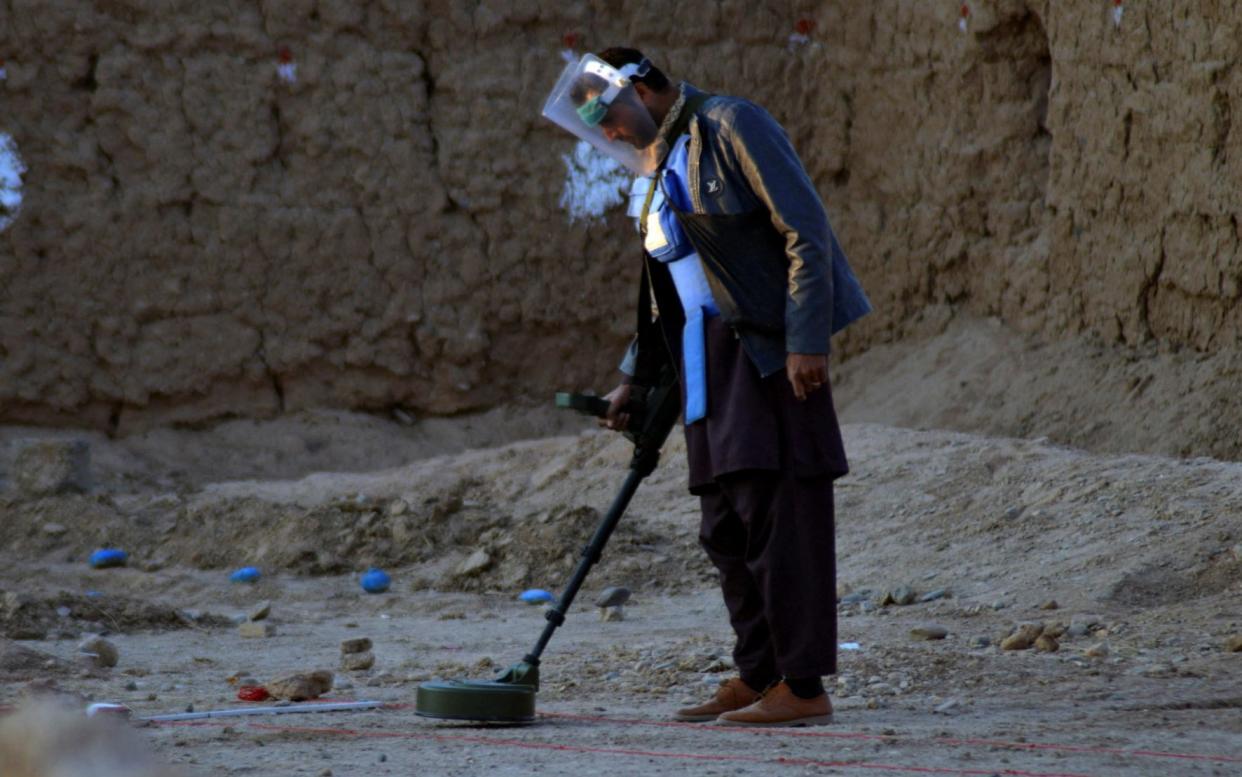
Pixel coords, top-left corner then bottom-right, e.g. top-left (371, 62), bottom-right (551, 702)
top-left (600, 383), bottom-right (634, 431)
top-left (786, 353), bottom-right (828, 401)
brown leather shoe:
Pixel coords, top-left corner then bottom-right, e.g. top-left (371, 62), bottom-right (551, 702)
top-left (716, 681), bottom-right (833, 727)
top-left (674, 677), bottom-right (763, 722)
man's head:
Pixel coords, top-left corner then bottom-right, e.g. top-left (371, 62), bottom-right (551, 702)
top-left (567, 48), bottom-right (676, 149)
top-left (541, 48), bottom-right (677, 174)
top-left (597, 47), bottom-right (672, 93)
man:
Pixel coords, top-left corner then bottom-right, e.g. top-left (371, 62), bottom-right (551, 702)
top-left (546, 48), bottom-right (870, 726)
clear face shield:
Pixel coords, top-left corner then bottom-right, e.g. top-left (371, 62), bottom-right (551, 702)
top-left (541, 54), bottom-right (662, 176)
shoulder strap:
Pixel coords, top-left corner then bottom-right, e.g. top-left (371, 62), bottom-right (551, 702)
top-left (639, 92), bottom-right (712, 234)
top-left (666, 91), bottom-right (711, 147)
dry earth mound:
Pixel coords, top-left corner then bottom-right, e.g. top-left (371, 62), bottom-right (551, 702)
top-left (2, 422), bottom-right (1239, 623)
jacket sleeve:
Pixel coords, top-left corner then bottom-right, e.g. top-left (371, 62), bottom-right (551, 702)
top-left (723, 102), bottom-right (834, 355)
top-left (618, 336), bottom-right (640, 379)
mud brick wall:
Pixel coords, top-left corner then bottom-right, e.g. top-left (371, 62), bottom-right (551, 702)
top-left (0, 1), bottom-right (1237, 431)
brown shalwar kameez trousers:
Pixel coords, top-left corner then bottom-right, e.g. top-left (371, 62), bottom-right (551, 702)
top-left (684, 315), bottom-right (848, 687)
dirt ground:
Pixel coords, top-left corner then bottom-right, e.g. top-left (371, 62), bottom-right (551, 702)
top-left (2, 386), bottom-right (1241, 776)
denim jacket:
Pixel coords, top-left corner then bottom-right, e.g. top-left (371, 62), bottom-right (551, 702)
top-left (621, 84), bottom-right (871, 381)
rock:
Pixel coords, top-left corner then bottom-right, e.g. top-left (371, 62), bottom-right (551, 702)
top-left (456, 550), bottom-right (491, 577)
top-left (238, 622), bottom-right (275, 638)
top-left (934, 698), bottom-right (960, 714)
top-left (919, 589), bottom-right (948, 603)
top-left (12, 439), bottom-right (92, 496)
top-left (1066, 623), bottom-right (1090, 638)
top-left (340, 637), bottom-right (373, 654)
top-left (595, 586), bottom-right (631, 621)
top-left (1001, 623), bottom-right (1043, 651)
top-left (1034, 634), bottom-right (1060, 652)
top-left (1084, 642), bottom-right (1110, 658)
top-left (41, 522), bottom-right (67, 536)
top-left (1042, 621), bottom-right (1067, 639)
top-left (910, 624), bottom-right (949, 641)
top-left (969, 636), bottom-right (991, 649)
top-left (889, 585), bottom-right (919, 605)
top-left (1039, 599), bottom-right (1059, 610)
top-left (341, 651), bottom-right (375, 671)
top-left (266, 670), bottom-right (333, 701)
top-left (247, 601), bottom-right (271, 622)
top-left (1224, 635), bottom-right (1242, 653)
top-left (594, 587), bottom-right (632, 607)
top-left (78, 636), bottom-right (119, 668)
top-left (840, 591), bottom-right (871, 605)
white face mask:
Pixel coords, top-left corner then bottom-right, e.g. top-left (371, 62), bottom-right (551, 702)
top-left (542, 54), bottom-right (661, 176)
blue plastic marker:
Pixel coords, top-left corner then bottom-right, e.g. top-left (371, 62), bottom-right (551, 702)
top-left (519, 589), bottom-right (555, 605)
top-left (89, 549), bottom-right (128, 569)
top-left (230, 566), bottom-right (261, 583)
top-left (360, 568), bottom-right (391, 594)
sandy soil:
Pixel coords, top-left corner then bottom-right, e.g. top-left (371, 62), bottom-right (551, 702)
top-left (833, 315), bottom-right (1242, 464)
top-left (2, 406), bottom-right (1241, 776)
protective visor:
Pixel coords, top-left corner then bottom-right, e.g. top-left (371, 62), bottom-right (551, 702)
top-left (541, 54), bottom-right (660, 176)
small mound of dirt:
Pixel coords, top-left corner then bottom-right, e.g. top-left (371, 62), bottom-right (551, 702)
top-left (0, 640), bottom-right (71, 680)
top-left (1107, 552), bottom-right (1242, 606)
top-left (1, 590), bottom-right (229, 640)
top-left (0, 456), bottom-right (717, 594)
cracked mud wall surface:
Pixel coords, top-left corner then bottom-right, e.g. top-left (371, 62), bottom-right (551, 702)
top-left (0, 1), bottom-right (1238, 438)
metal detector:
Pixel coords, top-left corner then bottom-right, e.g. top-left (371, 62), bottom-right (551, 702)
top-left (414, 368), bottom-right (680, 723)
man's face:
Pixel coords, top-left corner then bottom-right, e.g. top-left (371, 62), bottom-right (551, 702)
top-left (597, 96), bottom-right (658, 149)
